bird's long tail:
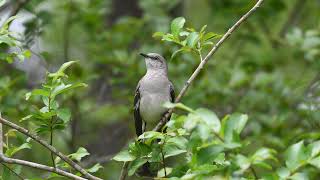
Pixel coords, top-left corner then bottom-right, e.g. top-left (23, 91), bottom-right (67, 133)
top-left (137, 162), bottom-right (154, 177)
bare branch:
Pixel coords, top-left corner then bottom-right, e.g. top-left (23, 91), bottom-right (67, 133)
top-left (0, 155), bottom-right (87, 180)
top-left (0, 116), bottom-right (102, 180)
top-left (119, 0), bottom-right (265, 179)
top-left (119, 162), bottom-right (129, 180)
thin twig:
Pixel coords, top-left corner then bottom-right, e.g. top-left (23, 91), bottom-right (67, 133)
top-left (119, 162), bottom-right (129, 180)
top-left (0, 116), bottom-right (102, 180)
top-left (213, 131), bottom-right (224, 142)
top-left (1, 162), bottom-right (25, 180)
top-left (48, 96), bottom-right (56, 168)
top-left (153, 0), bottom-right (264, 132)
top-left (119, 1), bottom-right (265, 179)
top-left (0, 155), bottom-right (87, 180)
top-left (250, 166), bottom-right (258, 179)
top-left (160, 145), bottom-right (166, 177)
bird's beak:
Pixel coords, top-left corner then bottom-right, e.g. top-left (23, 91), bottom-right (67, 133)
top-left (140, 53), bottom-right (150, 58)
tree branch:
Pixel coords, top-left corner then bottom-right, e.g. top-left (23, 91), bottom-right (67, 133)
top-left (279, 0), bottom-right (306, 38)
top-left (0, 155), bottom-right (87, 180)
top-left (119, 162), bottom-right (129, 180)
top-left (153, 0), bottom-right (264, 132)
top-left (0, 116), bottom-right (102, 180)
top-left (119, 0), bottom-right (264, 179)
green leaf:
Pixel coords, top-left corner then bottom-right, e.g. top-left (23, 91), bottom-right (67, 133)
top-left (152, 32), bottom-right (165, 38)
top-left (308, 140), bottom-right (320, 157)
top-left (184, 113), bottom-right (200, 131)
top-left (186, 32), bottom-right (199, 48)
top-left (5, 129), bottom-right (18, 138)
top-left (87, 163), bottom-right (103, 173)
top-left (200, 25), bottom-right (207, 33)
top-left (157, 167), bottom-right (173, 177)
top-left (220, 113), bottom-right (248, 143)
top-left (129, 142), bottom-right (152, 158)
top-left (128, 158), bottom-right (148, 176)
top-left (26, 89), bottom-right (50, 100)
top-left (0, 35), bottom-right (17, 46)
top-left (285, 141), bottom-right (309, 171)
top-left (23, 50), bottom-right (32, 59)
top-left (202, 32), bottom-right (220, 42)
top-left (69, 147), bottom-right (90, 162)
top-left (113, 150), bottom-right (136, 162)
top-left (163, 144), bottom-right (187, 158)
top-left (161, 33), bottom-right (175, 42)
top-left (166, 136), bottom-right (188, 150)
top-left (163, 102), bottom-right (194, 112)
top-left (171, 47), bottom-right (191, 59)
top-left (138, 131), bottom-right (164, 143)
top-left (195, 108), bottom-right (220, 133)
top-left (25, 92), bottom-right (31, 100)
top-left (17, 54), bottom-right (24, 61)
top-left (2, 165), bottom-right (11, 180)
top-left (171, 17), bottom-right (186, 37)
top-left (251, 148), bottom-right (277, 163)
top-left (51, 82), bottom-right (87, 98)
top-left (196, 144), bottom-right (224, 165)
top-left (290, 172), bottom-right (308, 180)
top-left (57, 108), bottom-right (71, 123)
top-left (277, 167), bottom-right (290, 179)
top-left (235, 154), bottom-right (251, 171)
top-left (0, 0), bottom-right (6, 8)
top-left (2, 16), bottom-right (17, 30)
top-left (179, 31), bottom-right (189, 37)
top-left (5, 143), bottom-right (32, 157)
top-left (309, 156), bottom-right (320, 169)
top-left (48, 61), bottom-right (77, 81)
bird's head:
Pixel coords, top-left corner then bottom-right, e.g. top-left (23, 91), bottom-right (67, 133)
top-left (140, 53), bottom-right (167, 71)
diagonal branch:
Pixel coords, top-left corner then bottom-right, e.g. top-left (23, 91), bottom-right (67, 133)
top-left (119, 1), bottom-right (265, 179)
top-left (153, 0), bottom-right (264, 132)
top-left (0, 116), bottom-right (102, 180)
top-left (0, 155), bottom-right (87, 180)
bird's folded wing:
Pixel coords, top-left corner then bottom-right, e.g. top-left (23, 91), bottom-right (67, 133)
top-left (134, 83), bottom-right (143, 136)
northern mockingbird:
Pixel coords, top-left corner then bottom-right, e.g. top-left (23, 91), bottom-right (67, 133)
top-left (134, 53), bottom-right (175, 137)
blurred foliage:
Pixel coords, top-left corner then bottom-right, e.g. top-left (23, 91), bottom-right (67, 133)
top-left (0, 0), bottom-right (319, 179)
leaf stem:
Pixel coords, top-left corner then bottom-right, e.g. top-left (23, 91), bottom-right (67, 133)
top-left (48, 95), bottom-right (56, 168)
top-left (160, 140), bottom-right (167, 177)
top-left (250, 166), bottom-right (258, 179)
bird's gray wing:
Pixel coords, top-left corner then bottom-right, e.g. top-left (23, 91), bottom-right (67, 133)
top-left (134, 83), bottom-right (143, 137)
top-left (166, 82), bottom-right (175, 123)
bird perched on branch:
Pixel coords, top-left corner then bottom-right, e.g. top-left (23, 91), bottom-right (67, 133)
top-left (134, 53), bottom-right (175, 136)
top-left (133, 53), bottom-right (175, 175)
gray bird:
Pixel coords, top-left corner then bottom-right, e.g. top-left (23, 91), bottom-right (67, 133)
top-left (134, 53), bottom-right (175, 137)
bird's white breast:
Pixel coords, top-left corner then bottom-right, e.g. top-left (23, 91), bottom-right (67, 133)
top-left (139, 72), bottom-right (171, 128)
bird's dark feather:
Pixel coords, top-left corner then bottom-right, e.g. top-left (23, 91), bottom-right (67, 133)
top-left (169, 82), bottom-right (175, 102)
top-left (166, 82), bottom-right (175, 122)
top-left (134, 84), bottom-right (143, 137)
